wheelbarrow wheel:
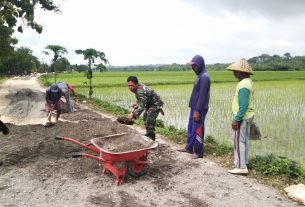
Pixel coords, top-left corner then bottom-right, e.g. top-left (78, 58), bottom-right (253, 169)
top-left (127, 161), bottom-right (148, 177)
top-left (127, 154), bottom-right (148, 177)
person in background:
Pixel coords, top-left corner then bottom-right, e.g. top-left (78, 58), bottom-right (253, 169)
top-left (127, 76), bottom-right (164, 141)
top-left (227, 58), bottom-right (255, 175)
top-left (177, 55), bottom-right (211, 159)
top-left (0, 120), bottom-right (10, 166)
top-left (57, 82), bottom-right (76, 113)
top-left (45, 83), bottom-right (63, 123)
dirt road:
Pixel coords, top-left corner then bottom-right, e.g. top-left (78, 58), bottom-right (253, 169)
top-left (0, 77), bottom-right (301, 207)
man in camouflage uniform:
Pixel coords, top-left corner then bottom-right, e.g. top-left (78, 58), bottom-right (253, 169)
top-left (127, 76), bottom-right (164, 141)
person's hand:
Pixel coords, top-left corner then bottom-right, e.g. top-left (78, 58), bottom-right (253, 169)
top-left (193, 111), bottom-right (200, 122)
top-left (160, 108), bottom-right (165, 116)
top-left (231, 120), bottom-right (240, 130)
top-left (128, 112), bottom-right (134, 120)
top-left (132, 103), bottom-right (138, 109)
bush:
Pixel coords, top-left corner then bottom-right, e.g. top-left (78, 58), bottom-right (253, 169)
top-left (248, 154), bottom-right (305, 180)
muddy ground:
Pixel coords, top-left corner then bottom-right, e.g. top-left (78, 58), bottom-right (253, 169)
top-left (0, 77), bottom-right (301, 207)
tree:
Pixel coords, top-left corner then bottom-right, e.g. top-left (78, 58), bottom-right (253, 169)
top-left (0, 0), bottom-right (59, 74)
top-left (71, 64), bottom-right (89, 73)
top-left (1, 47), bottom-right (38, 75)
top-left (75, 48), bottom-right (108, 98)
top-left (96, 63), bottom-right (107, 72)
top-left (0, 0), bottom-right (59, 34)
top-left (283, 52), bottom-right (292, 60)
top-left (44, 45), bottom-right (67, 83)
top-left (54, 57), bottom-right (70, 72)
top-left (0, 25), bottom-right (17, 59)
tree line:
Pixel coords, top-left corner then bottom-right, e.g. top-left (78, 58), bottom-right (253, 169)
top-left (1, 49), bottom-right (305, 76)
top-left (108, 53), bottom-right (305, 72)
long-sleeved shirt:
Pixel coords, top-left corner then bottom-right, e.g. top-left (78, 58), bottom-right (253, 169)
top-left (188, 55), bottom-right (211, 111)
top-left (57, 82), bottom-right (76, 95)
top-left (232, 78), bottom-right (254, 121)
top-left (132, 84), bottom-right (163, 118)
top-left (189, 73), bottom-right (210, 111)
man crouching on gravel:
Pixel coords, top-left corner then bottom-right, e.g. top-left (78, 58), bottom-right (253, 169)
top-left (45, 84), bottom-right (63, 123)
top-left (0, 120), bottom-right (10, 166)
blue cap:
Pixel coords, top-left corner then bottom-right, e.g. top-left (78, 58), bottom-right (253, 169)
top-left (50, 84), bottom-right (59, 93)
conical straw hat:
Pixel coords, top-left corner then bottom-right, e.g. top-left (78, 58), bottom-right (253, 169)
top-left (227, 58), bottom-right (253, 75)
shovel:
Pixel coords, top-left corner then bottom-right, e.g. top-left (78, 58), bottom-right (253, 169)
top-left (43, 107), bottom-right (54, 127)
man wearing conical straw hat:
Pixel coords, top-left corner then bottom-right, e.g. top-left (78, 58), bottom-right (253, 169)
top-left (227, 58), bottom-right (254, 175)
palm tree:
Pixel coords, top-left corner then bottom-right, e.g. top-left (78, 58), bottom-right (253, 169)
top-left (75, 48), bottom-right (108, 98)
top-left (44, 45), bottom-right (68, 83)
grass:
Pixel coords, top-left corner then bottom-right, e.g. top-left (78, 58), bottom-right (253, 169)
top-left (0, 76), bottom-right (10, 84)
top-left (204, 136), bottom-right (305, 191)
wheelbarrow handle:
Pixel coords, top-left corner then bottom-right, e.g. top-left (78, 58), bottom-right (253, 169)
top-left (72, 153), bottom-right (83, 158)
top-left (71, 153), bottom-right (104, 162)
top-left (54, 136), bottom-right (64, 140)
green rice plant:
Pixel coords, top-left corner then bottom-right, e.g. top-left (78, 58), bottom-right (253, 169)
top-left (42, 70), bottom-right (305, 88)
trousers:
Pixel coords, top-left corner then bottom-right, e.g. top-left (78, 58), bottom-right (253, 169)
top-left (185, 108), bottom-right (208, 158)
top-left (232, 116), bottom-right (254, 168)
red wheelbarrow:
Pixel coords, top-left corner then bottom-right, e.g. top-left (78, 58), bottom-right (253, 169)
top-left (54, 133), bottom-right (158, 185)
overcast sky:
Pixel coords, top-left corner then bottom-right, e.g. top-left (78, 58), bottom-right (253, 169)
top-left (13, 0), bottom-right (305, 66)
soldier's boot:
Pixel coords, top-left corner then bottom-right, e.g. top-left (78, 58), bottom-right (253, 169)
top-left (145, 131), bottom-right (155, 141)
top-left (0, 160), bottom-right (3, 166)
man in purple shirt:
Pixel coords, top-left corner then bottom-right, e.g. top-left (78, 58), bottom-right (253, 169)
top-left (178, 55), bottom-right (211, 159)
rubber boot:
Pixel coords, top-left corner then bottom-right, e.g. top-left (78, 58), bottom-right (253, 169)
top-left (145, 132), bottom-right (155, 141)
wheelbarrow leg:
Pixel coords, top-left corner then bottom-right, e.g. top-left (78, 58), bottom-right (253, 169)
top-left (103, 162), bottom-right (128, 185)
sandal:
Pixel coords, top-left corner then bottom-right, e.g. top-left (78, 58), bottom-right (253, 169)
top-left (177, 148), bottom-right (190, 153)
top-left (191, 154), bottom-right (202, 159)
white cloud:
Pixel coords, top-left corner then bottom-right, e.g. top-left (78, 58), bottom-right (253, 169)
top-left (13, 0), bottom-right (305, 66)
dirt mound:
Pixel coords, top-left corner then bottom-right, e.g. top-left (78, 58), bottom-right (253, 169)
top-left (6, 88), bottom-right (43, 101)
top-left (0, 109), bottom-right (183, 184)
top-left (1, 88), bottom-right (45, 123)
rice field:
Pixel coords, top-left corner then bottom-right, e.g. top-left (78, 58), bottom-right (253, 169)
top-left (55, 70), bottom-right (305, 87)
top-left (53, 71), bottom-right (305, 165)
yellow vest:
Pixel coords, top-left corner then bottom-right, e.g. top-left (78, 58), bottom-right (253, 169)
top-left (232, 78), bottom-right (254, 120)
